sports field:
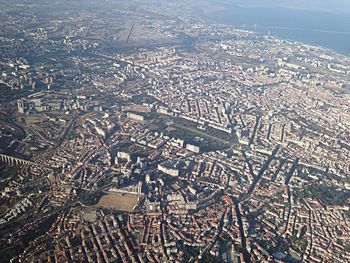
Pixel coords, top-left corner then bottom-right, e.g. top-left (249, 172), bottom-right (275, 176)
top-left (96, 192), bottom-right (140, 212)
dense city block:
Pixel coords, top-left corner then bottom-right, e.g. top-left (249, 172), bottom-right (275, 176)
top-left (0, 0), bottom-right (350, 262)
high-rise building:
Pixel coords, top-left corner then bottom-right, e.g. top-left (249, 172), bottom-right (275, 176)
top-left (17, 99), bottom-right (25, 113)
top-left (127, 112), bottom-right (144, 122)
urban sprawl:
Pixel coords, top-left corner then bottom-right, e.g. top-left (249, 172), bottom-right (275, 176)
top-left (0, 0), bottom-right (350, 262)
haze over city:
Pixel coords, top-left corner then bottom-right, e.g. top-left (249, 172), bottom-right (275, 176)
top-left (0, 0), bottom-right (350, 262)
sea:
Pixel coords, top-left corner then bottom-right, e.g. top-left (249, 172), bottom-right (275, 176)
top-left (196, 4), bottom-right (350, 56)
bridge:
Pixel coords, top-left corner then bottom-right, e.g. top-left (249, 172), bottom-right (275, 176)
top-left (0, 153), bottom-right (39, 166)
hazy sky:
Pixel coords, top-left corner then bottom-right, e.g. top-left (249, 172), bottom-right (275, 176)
top-left (226, 0), bottom-right (350, 13)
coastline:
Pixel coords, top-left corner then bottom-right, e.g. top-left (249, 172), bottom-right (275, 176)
top-left (193, 4), bottom-right (350, 56)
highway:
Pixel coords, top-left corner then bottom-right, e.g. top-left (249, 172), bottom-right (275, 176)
top-left (241, 145), bottom-right (280, 202)
top-left (52, 114), bottom-right (81, 149)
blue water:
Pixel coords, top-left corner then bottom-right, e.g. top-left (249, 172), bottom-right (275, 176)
top-left (199, 5), bottom-right (350, 55)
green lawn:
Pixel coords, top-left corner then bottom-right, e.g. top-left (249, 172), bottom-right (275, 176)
top-left (151, 115), bottom-right (235, 152)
